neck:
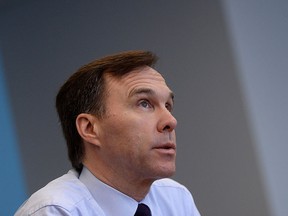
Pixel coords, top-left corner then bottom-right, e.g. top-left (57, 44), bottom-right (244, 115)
top-left (83, 160), bottom-right (154, 202)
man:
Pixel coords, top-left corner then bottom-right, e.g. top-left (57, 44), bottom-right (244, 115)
top-left (15, 50), bottom-right (200, 215)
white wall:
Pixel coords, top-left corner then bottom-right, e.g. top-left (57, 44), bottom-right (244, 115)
top-left (222, 1), bottom-right (288, 215)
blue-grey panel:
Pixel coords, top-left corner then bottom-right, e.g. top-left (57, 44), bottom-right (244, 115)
top-left (0, 51), bottom-right (27, 215)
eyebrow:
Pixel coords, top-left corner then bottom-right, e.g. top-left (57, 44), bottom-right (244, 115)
top-left (128, 87), bottom-right (174, 102)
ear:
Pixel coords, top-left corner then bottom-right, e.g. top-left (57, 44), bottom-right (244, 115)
top-left (76, 113), bottom-right (100, 146)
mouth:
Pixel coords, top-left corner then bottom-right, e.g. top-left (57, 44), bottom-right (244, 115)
top-left (153, 143), bottom-right (176, 154)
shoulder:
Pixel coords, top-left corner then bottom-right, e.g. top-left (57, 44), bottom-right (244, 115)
top-left (151, 178), bottom-right (196, 204)
top-left (150, 178), bottom-right (193, 201)
top-left (15, 169), bottom-right (94, 215)
top-left (148, 179), bottom-right (201, 215)
top-left (152, 178), bottom-right (190, 193)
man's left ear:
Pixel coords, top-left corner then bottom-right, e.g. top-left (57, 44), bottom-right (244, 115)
top-left (75, 113), bottom-right (100, 146)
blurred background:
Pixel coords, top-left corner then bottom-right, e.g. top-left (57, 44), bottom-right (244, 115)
top-left (0, 0), bottom-right (287, 215)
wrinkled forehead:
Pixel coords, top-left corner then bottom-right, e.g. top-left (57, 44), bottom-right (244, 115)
top-left (104, 66), bottom-right (170, 91)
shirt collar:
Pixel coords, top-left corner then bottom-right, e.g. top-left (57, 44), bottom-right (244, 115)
top-left (79, 166), bottom-right (141, 216)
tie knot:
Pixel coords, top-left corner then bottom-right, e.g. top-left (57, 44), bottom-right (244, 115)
top-left (134, 203), bottom-right (152, 216)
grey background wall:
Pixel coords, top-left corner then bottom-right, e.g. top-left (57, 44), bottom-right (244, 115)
top-left (0, 0), bottom-right (287, 215)
top-left (222, 1), bottom-right (288, 215)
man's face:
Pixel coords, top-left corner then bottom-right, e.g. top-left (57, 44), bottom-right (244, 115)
top-left (97, 66), bottom-right (177, 183)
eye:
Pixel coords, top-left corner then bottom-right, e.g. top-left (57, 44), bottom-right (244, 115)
top-left (139, 100), bottom-right (152, 109)
top-left (165, 103), bottom-right (173, 112)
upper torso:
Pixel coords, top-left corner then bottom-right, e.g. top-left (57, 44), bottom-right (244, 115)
top-left (15, 167), bottom-right (200, 216)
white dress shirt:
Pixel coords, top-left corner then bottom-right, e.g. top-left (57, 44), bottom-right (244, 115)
top-left (15, 167), bottom-right (200, 216)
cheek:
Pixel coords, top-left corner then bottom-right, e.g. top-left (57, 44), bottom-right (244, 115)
top-left (108, 113), bottom-right (147, 136)
top-left (101, 115), bottom-right (142, 146)
top-left (100, 112), bottom-right (156, 154)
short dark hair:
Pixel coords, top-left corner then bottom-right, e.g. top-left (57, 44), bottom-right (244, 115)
top-left (56, 50), bottom-right (158, 172)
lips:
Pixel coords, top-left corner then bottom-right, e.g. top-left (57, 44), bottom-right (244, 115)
top-left (153, 143), bottom-right (176, 153)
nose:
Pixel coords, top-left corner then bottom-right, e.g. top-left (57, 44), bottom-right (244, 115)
top-left (157, 108), bottom-right (177, 133)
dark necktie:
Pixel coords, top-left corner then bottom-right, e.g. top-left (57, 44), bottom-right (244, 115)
top-left (134, 203), bottom-right (152, 216)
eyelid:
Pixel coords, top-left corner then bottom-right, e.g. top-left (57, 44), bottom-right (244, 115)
top-left (138, 99), bottom-right (153, 109)
top-left (135, 95), bottom-right (174, 111)
top-left (166, 102), bottom-right (174, 112)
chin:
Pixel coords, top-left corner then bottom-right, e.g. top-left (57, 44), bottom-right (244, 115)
top-left (155, 165), bottom-right (176, 179)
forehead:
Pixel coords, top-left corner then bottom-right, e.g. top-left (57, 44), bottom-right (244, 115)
top-left (105, 66), bottom-right (172, 94)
